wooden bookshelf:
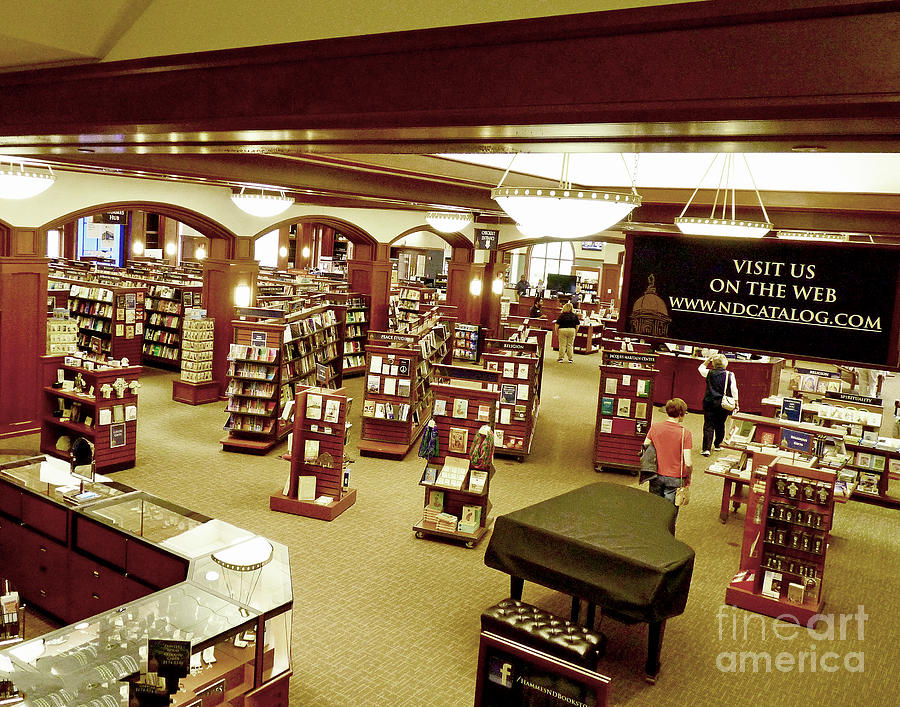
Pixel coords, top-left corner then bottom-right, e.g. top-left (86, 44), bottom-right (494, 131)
top-left (141, 282), bottom-right (203, 368)
top-left (358, 315), bottom-right (454, 459)
top-left (594, 350), bottom-right (658, 474)
top-left (725, 460), bottom-right (837, 625)
top-left (40, 356), bottom-right (143, 473)
top-left (67, 281), bottom-right (146, 362)
top-left (452, 323), bottom-right (482, 362)
top-left (413, 364), bottom-right (500, 548)
top-left (172, 316), bottom-right (218, 405)
top-left (270, 385), bottom-right (356, 520)
top-left (482, 348), bottom-right (541, 461)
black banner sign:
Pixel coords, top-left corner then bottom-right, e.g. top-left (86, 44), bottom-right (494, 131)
top-left (475, 228), bottom-right (500, 250)
top-left (94, 211), bottom-right (127, 224)
top-left (369, 331), bottom-right (416, 343)
top-left (621, 233), bottom-right (900, 368)
top-left (825, 391), bottom-right (882, 406)
top-left (603, 351), bottom-right (657, 365)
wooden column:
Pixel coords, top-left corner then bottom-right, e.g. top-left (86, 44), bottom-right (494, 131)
top-left (479, 251), bottom-right (503, 340)
top-left (296, 222), bottom-right (316, 270)
top-left (63, 221), bottom-right (77, 260)
top-left (348, 243), bottom-right (391, 332)
top-left (0, 227), bottom-right (48, 437)
top-left (128, 210), bottom-right (147, 260)
top-left (202, 239), bottom-right (260, 397)
top-left (446, 247), bottom-right (478, 324)
top-left (276, 225), bottom-right (290, 269)
top-left (162, 216), bottom-right (179, 264)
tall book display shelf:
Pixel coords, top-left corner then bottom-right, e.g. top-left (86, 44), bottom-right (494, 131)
top-left (271, 385), bottom-right (356, 521)
top-left (482, 341), bottom-right (542, 462)
top-left (396, 285), bottom-right (437, 326)
top-left (221, 305), bottom-right (345, 454)
top-left (343, 294), bottom-right (370, 375)
top-left (453, 323), bottom-right (482, 362)
top-left (725, 458), bottom-right (837, 625)
top-left (67, 282), bottom-right (146, 362)
top-left (413, 364), bottom-right (500, 548)
top-left (40, 355), bottom-right (142, 473)
top-left (141, 282), bottom-right (202, 368)
top-left (172, 316), bottom-right (218, 405)
top-left (358, 316), bottom-right (454, 459)
top-left (594, 350), bottom-right (658, 474)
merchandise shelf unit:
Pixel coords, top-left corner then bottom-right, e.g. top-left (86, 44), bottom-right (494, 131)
top-left (141, 281), bottom-right (203, 368)
top-left (40, 355), bottom-right (143, 473)
top-left (358, 314), bottom-right (454, 459)
top-left (221, 319), bottom-right (290, 455)
top-left (271, 385), bottom-right (356, 521)
top-left (836, 438), bottom-right (900, 508)
top-left (725, 459), bottom-right (837, 625)
top-left (317, 292), bottom-right (369, 376)
top-left (453, 323), bottom-right (482, 362)
top-left (67, 281), bottom-right (147, 362)
top-left (594, 350), bottom-right (659, 474)
top-left (222, 304), bottom-right (345, 454)
top-left (172, 315), bottom-right (219, 405)
top-left (711, 412), bottom-right (851, 523)
top-left (414, 364), bottom-right (500, 548)
top-left (482, 344), bottom-right (542, 461)
top-left (396, 284), bottom-right (438, 325)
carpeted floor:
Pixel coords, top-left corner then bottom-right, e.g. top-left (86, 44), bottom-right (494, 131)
top-left (13, 347), bottom-right (900, 706)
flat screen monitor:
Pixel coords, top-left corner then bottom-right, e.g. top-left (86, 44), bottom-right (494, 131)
top-left (546, 273), bottom-right (577, 294)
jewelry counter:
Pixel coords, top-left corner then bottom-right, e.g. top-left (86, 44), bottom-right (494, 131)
top-left (0, 455), bottom-right (292, 706)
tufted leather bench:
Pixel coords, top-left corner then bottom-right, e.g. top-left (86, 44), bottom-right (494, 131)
top-left (480, 598), bottom-right (606, 670)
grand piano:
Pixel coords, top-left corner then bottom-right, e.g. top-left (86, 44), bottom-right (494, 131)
top-left (484, 482), bottom-right (695, 682)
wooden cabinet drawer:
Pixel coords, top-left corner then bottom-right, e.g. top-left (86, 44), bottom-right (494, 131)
top-left (19, 530), bottom-right (70, 619)
top-left (68, 553), bottom-right (126, 620)
top-left (0, 517), bottom-right (27, 584)
top-left (0, 480), bottom-right (23, 520)
top-left (74, 515), bottom-right (127, 568)
top-left (126, 541), bottom-right (188, 588)
top-left (22, 493), bottom-right (68, 542)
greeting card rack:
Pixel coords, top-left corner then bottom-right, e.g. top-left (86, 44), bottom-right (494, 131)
top-left (453, 323), bottom-right (482, 362)
top-left (358, 314), bottom-right (454, 459)
top-left (141, 282), bottom-right (203, 368)
top-left (342, 293), bottom-right (370, 375)
top-left (413, 364), bottom-right (500, 548)
top-left (67, 282), bottom-right (147, 362)
top-left (842, 438), bottom-right (900, 508)
top-left (594, 350), bottom-right (658, 474)
top-left (725, 459), bottom-right (836, 625)
top-left (271, 385), bottom-right (356, 521)
top-left (172, 315), bottom-right (219, 405)
top-left (482, 344), bottom-right (541, 462)
top-left (40, 355), bottom-right (142, 473)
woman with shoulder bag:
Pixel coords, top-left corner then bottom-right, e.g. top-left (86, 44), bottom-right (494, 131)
top-left (699, 353), bottom-right (739, 456)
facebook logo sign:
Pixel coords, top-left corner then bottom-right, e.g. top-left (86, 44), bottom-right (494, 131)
top-left (488, 656), bottom-right (514, 688)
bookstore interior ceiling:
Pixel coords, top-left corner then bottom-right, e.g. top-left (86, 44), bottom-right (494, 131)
top-left (1, 1), bottom-right (899, 238)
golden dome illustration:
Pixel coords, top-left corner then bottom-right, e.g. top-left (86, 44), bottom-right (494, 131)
top-left (629, 274), bottom-right (671, 336)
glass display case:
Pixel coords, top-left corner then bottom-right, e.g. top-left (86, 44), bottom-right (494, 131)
top-left (81, 492), bottom-right (208, 544)
top-left (0, 584), bottom-right (258, 706)
top-left (0, 453), bottom-right (131, 506)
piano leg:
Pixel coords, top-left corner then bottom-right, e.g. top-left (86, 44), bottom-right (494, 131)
top-left (585, 603), bottom-right (596, 627)
top-left (645, 619), bottom-right (666, 684)
top-left (570, 596), bottom-right (581, 622)
top-left (510, 577), bottom-right (524, 600)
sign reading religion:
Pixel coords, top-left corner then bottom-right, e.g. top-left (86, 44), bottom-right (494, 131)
top-left (620, 232), bottom-right (900, 368)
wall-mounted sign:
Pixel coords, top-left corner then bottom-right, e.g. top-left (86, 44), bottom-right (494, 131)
top-left (581, 241), bottom-right (604, 251)
top-left (110, 422), bottom-right (126, 448)
top-left (93, 211), bottom-right (127, 224)
top-left (475, 228), bottom-right (500, 251)
top-left (621, 233), bottom-right (900, 368)
top-left (250, 331), bottom-right (268, 347)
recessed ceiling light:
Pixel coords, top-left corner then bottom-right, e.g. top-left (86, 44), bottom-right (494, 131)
top-left (791, 145), bottom-right (827, 152)
top-left (77, 147), bottom-right (95, 153)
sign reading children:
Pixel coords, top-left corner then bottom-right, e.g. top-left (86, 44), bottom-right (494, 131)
top-left (621, 233), bottom-right (900, 368)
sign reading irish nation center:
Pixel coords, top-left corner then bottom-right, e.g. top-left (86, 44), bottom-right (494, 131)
top-left (620, 233), bottom-right (900, 368)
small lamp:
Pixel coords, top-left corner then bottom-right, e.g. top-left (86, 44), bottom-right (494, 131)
top-left (469, 278), bottom-right (483, 296)
top-left (234, 284), bottom-right (252, 307)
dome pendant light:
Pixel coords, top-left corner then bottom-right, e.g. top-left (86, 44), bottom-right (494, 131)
top-left (491, 154), bottom-right (641, 239)
top-left (674, 154), bottom-right (773, 238)
top-left (231, 186), bottom-right (294, 217)
top-left (0, 159), bottom-right (55, 199)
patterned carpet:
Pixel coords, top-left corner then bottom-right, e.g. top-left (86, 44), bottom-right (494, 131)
top-left (14, 351), bottom-right (900, 706)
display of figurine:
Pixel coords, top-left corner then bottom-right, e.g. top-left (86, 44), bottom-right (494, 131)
top-left (128, 379), bottom-right (142, 395)
top-left (112, 377), bottom-right (128, 398)
top-left (100, 383), bottom-right (113, 399)
top-left (74, 372), bottom-right (85, 392)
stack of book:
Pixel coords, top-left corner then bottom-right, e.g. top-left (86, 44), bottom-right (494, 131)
top-left (423, 490), bottom-right (443, 524)
top-left (436, 512), bottom-right (459, 532)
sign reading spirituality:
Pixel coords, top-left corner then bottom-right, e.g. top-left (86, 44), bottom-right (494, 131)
top-left (621, 233), bottom-right (900, 368)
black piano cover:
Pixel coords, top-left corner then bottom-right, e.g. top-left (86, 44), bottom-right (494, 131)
top-left (484, 482), bottom-right (695, 623)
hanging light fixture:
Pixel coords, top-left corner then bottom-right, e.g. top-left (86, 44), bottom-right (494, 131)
top-left (491, 154), bottom-right (641, 239)
top-left (230, 186), bottom-right (294, 217)
top-left (0, 159), bottom-right (55, 199)
top-left (674, 154), bottom-right (773, 238)
top-left (425, 211), bottom-right (473, 233)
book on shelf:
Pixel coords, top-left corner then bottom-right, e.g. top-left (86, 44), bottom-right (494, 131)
top-left (468, 469), bottom-right (488, 493)
top-left (297, 475), bottom-right (317, 501)
top-left (437, 456), bottom-right (469, 489)
top-left (616, 398), bottom-right (631, 417)
top-left (306, 393), bottom-right (323, 420)
top-left (500, 384), bottom-right (516, 404)
top-left (477, 405), bottom-right (491, 422)
top-left (499, 408), bottom-right (511, 425)
top-left (600, 397), bottom-right (614, 415)
top-left (304, 439), bottom-right (320, 463)
top-left (433, 399), bottom-right (447, 416)
top-left (324, 398), bottom-right (341, 423)
top-left (366, 375), bottom-right (380, 393)
top-left (604, 378), bottom-right (618, 394)
top-left (452, 398), bottom-right (469, 418)
top-left (448, 427), bottom-right (469, 454)
top-left (374, 403), bottom-right (386, 419)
